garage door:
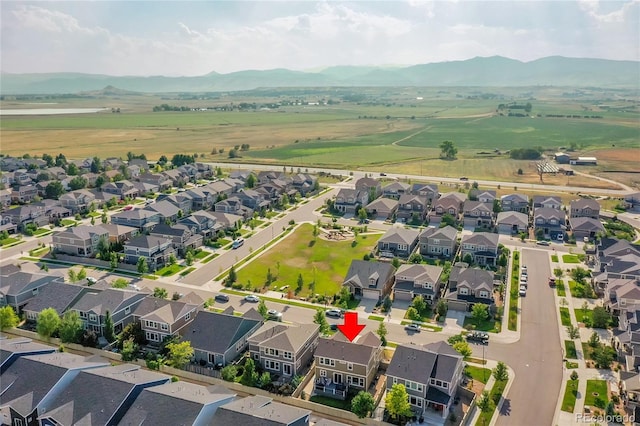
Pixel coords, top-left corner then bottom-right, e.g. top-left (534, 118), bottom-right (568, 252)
top-left (362, 289), bottom-right (380, 300)
top-left (394, 290), bottom-right (413, 301)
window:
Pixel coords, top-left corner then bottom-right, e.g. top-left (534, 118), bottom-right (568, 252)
top-left (443, 382), bottom-right (449, 389)
top-left (160, 323), bottom-right (169, 331)
top-left (283, 351), bottom-right (292, 360)
top-left (393, 377), bottom-right (397, 384)
top-left (319, 369), bottom-right (326, 377)
top-left (32, 288), bottom-right (39, 296)
top-left (145, 331), bottom-right (160, 342)
top-left (319, 357), bottom-right (335, 366)
top-left (268, 348), bottom-right (279, 357)
top-left (26, 311), bottom-right (37, 321)
top-left (13, 419), bottom-right (24, 426)
top-left (124, 307), bottom-right (130, 315)
top-left (347, 362), bottom-right (353, 371)
top-left (348, 376), bottom-right (364, 387)
top-left (283, 364), bottom-right (292, 376)
top-left (459, 287), bottom-right (469, 295)
top-left (185, 312), bottom-right (191, 320)
top-left (254, 353), bottom-right (260, 360)
top-left (79, 311), bottom-right (86, 318)
top-left (145, 320), bottom-right (157, 329)
top-left (89, 314), bottom-right (98, 323)
top-left (410, 396), bottom-right (423, 407)
top-left (265, 360), bottom-right (280, 370)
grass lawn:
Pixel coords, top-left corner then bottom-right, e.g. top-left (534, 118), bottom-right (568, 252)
top-left (476, 379), bottom-right (507, 426)
top-left (368, 315), bottom-right (385, 321)
top-left (464, 365), bottom-right (491, 384)
top-left (29, 246), bottom-right (49, 257)
top-left (584, 380), bottom-right (608, 407)
top-left (566, 361), bottom-right (579, 369)
top-left (193, 250), bottom-right (209, 260)
top-left (0, 237), bottom-right (20, 247)
top-left (551, 255), bottom-right (559, 262)
top-left (87, 212), bottom-right (102, 217)
top-left (61, 219), bottom-right (77, 226)
top-left (309, 395), bottom-right (352, 411)
top-left (235, 223), bottom-right (380, 297)
top-left (561, 380), bottom-right (579, 412)
top-left (559, 307), bottom-right (572, 327)
top-left (508, 251), bottom-right (520, 331)
top-left (33, 228), bottom-right (52, 236)
top-left (565, 340), bottom-right (577, 359)
top-left (155, 264), bottom-right (185, 277)
top-left (463, 316), bottom-right (501, 333)
top-left (180, 267), bottom-right (196, 276)
top-left (574, 308), bottom-right (593, 325)
top-left (556, 280), bottom-right (566, 297)
top-left (562, 254), bottom-right (581, 263)
top-left (201, 253), bottom-right (218, 263)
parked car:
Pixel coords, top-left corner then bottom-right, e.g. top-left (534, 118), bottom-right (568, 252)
top-left (86, 277), bottom-right (97, 284)
top-left (466, 331), bottom-right (489, 344)
top-left (232, 238), bottom-right (244, 249)
top-left (214, 294), bottom-right (229, 302)
top-left (244, 294), bottom-right (260, 303)
top-left (123, 205), bottom-right (134, 211)
top-left (325, 308), bottom-right (343, 318)
top-left (520, 274), bottom-right (528, 283)
top-left (459, 177), bottom-right (469, 181)
top-left (267, 309), bottom-right (283, 321)
top-left (519, 285), bottom-right (527, 296)
top-left (536, 240), bottom-right (550, 246)
top-left (548, 277), bottom-right (557, 287)
top-left (404, 323), bottom-right (421, 333)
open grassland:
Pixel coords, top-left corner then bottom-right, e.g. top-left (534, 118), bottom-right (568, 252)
top-left (235, 223), bottom-right (381, 297)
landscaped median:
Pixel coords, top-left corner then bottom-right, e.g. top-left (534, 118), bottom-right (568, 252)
top-left (508, 250), bottom-right (520, 331)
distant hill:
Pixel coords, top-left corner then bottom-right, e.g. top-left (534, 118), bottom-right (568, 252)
top-left (1, 56), bottom-right (638, 94)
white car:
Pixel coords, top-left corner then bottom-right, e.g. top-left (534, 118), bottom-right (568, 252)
top-left (267, 309), bottom-right (283, 321)
top-left (405, 323), bottom-right (421, 333)
top-left (520, 274), bottom-right (528, 282)
top-left (244, 294), bottom-right (260, 303)
top-left (519, 285), bottom-right (527, 296)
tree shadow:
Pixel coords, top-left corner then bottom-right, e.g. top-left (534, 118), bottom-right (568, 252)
top-left (308, 240), bottom-right (316, 247)
top-left (499, 398), bottom-right (511, 416)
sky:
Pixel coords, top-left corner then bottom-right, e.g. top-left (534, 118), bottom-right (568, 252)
top-left (1, 1), bottom-right (639, 76)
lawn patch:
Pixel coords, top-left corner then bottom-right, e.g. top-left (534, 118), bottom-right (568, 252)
top-left (551, 254), bottom-right (559, 262)
top-left (574, 308), bottom-right (593, 325)
top-left (584, 380), bottom-right (608, 407)
top-left (180, 267), bottom-right (196, 276)
top-left (194, 250), bottom-right (209, 260)
top-left (368, 315), bottom-right (385, 322)
top-left (508, 251), bottom-right (520, 331)
top-left (309, 395), bottom-right (352, 411)
top-left (155, 264), bottom-right (185, 277)
top-left (559, 307), bottom-right (572, 327)
top-left (476, 378), bottom-right (507, 425)
top-left (556, 280), bottom-right (566, 297)
top-left (33, 228), bottom-right (52, 237)
top-left (568, 279), bottom-right (596, 298)
top-left (562, 254), bottom-right (581, 263)
top-left (463, 316), bottom-right (501, 333)
top-left (61, 219), bottom-right (77, 227)
top-left (561, 380), bottom-right (579, 413)
top-left (201, 253), bottom-right (218, 263)
top-left (564, 340), bottom-right (577, 359)
top-left (464, 365), bottom-right (491, 384)
top-left (565, 361), bottom-right (578, 369)
top-left (0, 237), bottom-right (20, 247)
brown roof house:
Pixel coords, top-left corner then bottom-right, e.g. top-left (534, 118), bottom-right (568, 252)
top-left (342, 260), bottom-right (395, 301)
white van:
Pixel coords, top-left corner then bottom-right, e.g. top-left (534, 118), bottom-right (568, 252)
top-left (232, 238), bottom-right (244, 249)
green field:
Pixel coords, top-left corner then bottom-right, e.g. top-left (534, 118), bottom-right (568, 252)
top-left (464, 365), bottom-right (491, 385)
top-left (235, 223), bottom-right (380, 297)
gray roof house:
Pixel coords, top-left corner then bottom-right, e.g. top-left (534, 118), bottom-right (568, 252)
top-left (386, 341), bottom-right (464, 419)
top-left (210, 212), bottom-right (244, 231)
top-left (139, 299), bottom-right (199, 345)
top-left (149, 223), bottom-right (203, 255)
top-left (419, 226), bottom-right (458, 259)
top-left (377, 227), bottom-right (421, 258)
top-left (179, 210), bottom-right (221, 236)
top-left (22, 281), bottom-right (88, 323)
top-left (342, 260), bottom-right (396, 300)
top-left (52, 224), bottom-right (109, 257)
top-left (111, 209), bottom-right (161, 231)
top-left (500, 193), bottom-right (529, 214)
top-left (496, 211), bottom-right (529, 235)
top-left (468, 189), bottom-right (496, 203)
top-left (355, 177), bottom-right (382, 199)
top-left (59, 189), bottom-right (96, 213)
top-left (120, 382), bottom-right (236, 426)
top-left (624, 192), bottom-right (640, 213)
top-left (248, 322), bottom-right (320, 379)
top-left (212, 395), bottom-right (311, 426)
top-left (182, 310), bottom-right (263, 366)
top-left (144, 200), bottom-right (183, 223)
top-left (569, 217), bottom-right (605, 240)
top-left (334, 188), bottom-right (368, 214)
top-left (382, 181), bottom-right (411, 199)
top-left (570, 198), bottom-right (600, 219)
top-left (0, 338), bottom-right (56, 374)
top-left (428, 192), bottom-right (466, 226)
top-left (462, 200), bottom-right (494, 229)
top-left (533, 195), bottom-right (562, 210)
top-left (396, 194), bottom-right (428, 223)
top-left (71, 288), bottom-right (148, 336)
top-left (411, 183), bottom-right (439, 205)
top-left (460, 232), bottom-right (500, 266)
top-left (0, 271), bottom-right (60, 313)
top-left (0, 352), bottom-right (109, 426)
top-left (123, 235), bottom-right (176, 270)
top-left (393, 264), bottom-right (443, 303)
top-left (533, 207), bottom-right (566, 241)
top-left (37, 364), bottom-right (169, 426)
top-left (446, 267), bottom-right (496, 311)
top-left (365, 197), bottom-right (398, 220)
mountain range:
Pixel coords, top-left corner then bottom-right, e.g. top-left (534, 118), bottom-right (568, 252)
top-left (1, 56), bottom-right (638, 94)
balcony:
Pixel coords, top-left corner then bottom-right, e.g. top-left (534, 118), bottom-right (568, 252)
top-left (314, 377), bottom-right (348, 400)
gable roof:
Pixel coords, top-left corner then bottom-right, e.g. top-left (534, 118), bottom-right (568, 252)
top-left (248, 323), bottom-right (319, 353)
top-left (0, 338), bottom-right (56, 373)
top-left (420, 225), bottom-right (458, 242)
top-left (461, 232), bottom-right (499, 247)
top-left (450, 267), bottom-right (495, 291)
top-left (387, 341), bottom-right (462, 385)
top-left (22, 281), bottom-right (85, 315)
top-left (0, 272), bottom-right (58, 298)
top-left (72, 288), bottom-right (146, 316)
top-left (141, 300), bottom-right (198, 324)
top-left (500, 193), bottom-right (529, 203)
top-left (570, 198), bottom-right (600, 210)
top-left (343, 260), bottom-right (395, 290)
top-left (315, 331), bottom-right (381, 365)
top-left (395, 264), bottom-right (443, 283)
top-left (125, 235), bottom-right (172, 249)
top-left (378, 227), bottom-right (421, 245)
top-left (365, 197), bottom-right (398, 212)
top-left (496, 211), bottom-right (528, 226)
top-left (182, 311), bottom-right (262, 355)
top-left (534, 207), bottom-right (565, 221)
top-left (54, 224), bottom-right (108, 241)
top-left (212, 395), bottom-right (310, 426)
top-left (569, 217), bottom-right (604, 232)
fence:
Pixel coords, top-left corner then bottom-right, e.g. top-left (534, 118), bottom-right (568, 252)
top-left (52, 254), bottom-right (140, 272)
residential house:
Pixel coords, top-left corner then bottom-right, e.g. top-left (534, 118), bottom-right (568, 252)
top-left (533, 195), bottom-right (562, 210)
top-left (37, 364), bottom-right (169, 426)
top-left (0, 272), bottom-right (60, 313)
top-left (496, 211), bottom-right (529, 235)
top-left (355, 177), bottom-right (382, 199)
top-left (182, 310), bottom-right (263, 366)
top-left (0, 215), bottom-right (18, 234)
top-left (123, 235), bottom-right (175, 270)
top-left (0, 188), bottom-right (12, 208)
top-left (460, 232), bottom-right (500, 266)
top-left (446, 266), bottom-right (496, 311)
top-left (144, 200), bottom-right (183, 223)
top-left (126, 164), bottom-right (141, 179)
top-left (594, 238), bottom-right (640, 279)
top-left (212, 395), bottom-right (311, 426)
top-left (624, 192), bottom-right (640, 213)
top-left (210, 212), bottom-right (243, 231)
top-left (111, 209), bottom-right (161, 231)
top-left (364, 198), bottom-right (398, 220)
top-left (103, 180), bottom-right (138, 200)
top-left (0, 337), bottom-right (56, 374)
top-left (386, 341), bottom-right (464, 419)
top-left (382, 181), bottom-right (411, 199)
top-left (22, 281), bottom-right (87, 323)
top-left (428, 192), bottom-right (466, 226)
top-left (158, 193), bottom-right (194, 213)
top-left (179, 210), bottom-right (221, 237)
top-left (162, 169), bottom-right (188, 187)
top-left (138, 172), bottom-right (172, 191)
top-left (419, 226), bottom-right (458, 259)
top-left (533, 208), bottom-right (566, 241)
top-left (334, 189), bottom-right (368, 214)
top-left (569, 217), bottom-right (605, 241)
top-left (397, 194), bottom-right (428, 223)
top-left (570, 198), bottom-right (600, 219)
top-left (36, 180), bottom-right (52, 198)
top-left (314, 332), bottom-right (382, 399)
top-left (248, 322), bottom-right (320, 379)
top-left (120, 382), bottom-right (236, 426)
top-left (462, 200), bottom-right (494, 229)
top-left (52, 225), bottom-right (109, 257)
top-left (342, 260), bottom-right (395, 300)
top-left (128, 158), bottom-right (150, 172)
top-left (139, 299), bottom-right (199, 344)
top-left (207, 180), bottom-right (235, 197)
top-left (131, 181), bottom-right (158, 197)
top-left (411, 183), bottom-right (439, 205)
top-left (3, 204), bottom-right (48, 231)
top-left (196, 162), bottom-right (213, 178)
top-left (11, 185), bottom-right (38, 203)
top-left (71, 288), bottom-right (147, 336)
top-left (214, 196), bottom-right (253, 219)
top-left (468, 189), bottom-right (496, 203)
top-left (0, 352), bottom-right (109, 426)
top-left (150, 223), bottom-right (203, 255)
top-left (235, 188), bottom-right (270, 210)
top-left (13, 170), bottom-right (34, 186)
top-left (500, 193), bottom-right (529, 214)
top-left (377, 228), bottom-right (420, 258)
top-left (257, 170), bottom-right (286, 184)
top-left (97, 223), bottom-right (139, 244)
top-left (186, 187), bottom-right (215, 210)
top-left (104, 157), bottom-right (125, 170)
top-left (291, 173), bottom-right (318, 196)
top-left (229, 170), bottom-right (252, 182)
top-left (393, 264), bottom-right (443, 303)
top-left (59, 189), bottom-right (96, 213)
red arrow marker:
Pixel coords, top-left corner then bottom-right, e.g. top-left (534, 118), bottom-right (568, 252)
top-left (337, 311), bottom-right (365, 342)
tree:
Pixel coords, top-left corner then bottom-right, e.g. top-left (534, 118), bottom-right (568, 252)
top-left (439, 140), bottom-right (458, 160)
top-left (118, 321), bottom-right (147, 348)
top-left (412, 295), bottom-right (427, 315)
top-left (471, 303), bottom-right (490, 323)
top-left (0, 306), bottom-right (19, 331)
top-left (69, 176), bottom-right (87, 190)
top-left (77, 267), bottom-right (87, 282)
top-left (462, 253), bottom-right (474, 265)
top-left (226, 265), bottom-right (237, 286)
top-left (406, 307), bottom-right (421, 322)
top-left (357, 208), bottom-right (368, 222)
top-left (592, 306), bottom-right (612, 329)
top-left (257, 300), bottom-right (268, 319)
top-left (566, 324), bottom-right (580, 340)
top-left (314, 309), bottom-right (330, 335)
top-left (382, 296), bottom-right (392, 313)
top-left (385, 383), bottom-right (413, 421)
top-left (121, 338), bottom-right (138, 361)
top-left (185, 251), bottom-right (194, 266)
top-left (37, 308), bottom-right (61, 340)
top-left (153, 287), bottom-right (168, 299)
top-left (391, 257), bottom-right (401, 268)
top-left (447, 334), bottom-right (464, 345)
top-left (110, 251), bottom-right (118, 269)
top-left (570, 267), bottom-right (589, 284)
top-left (436, 299), bottom-right (448, 318)
top-left (592, 345), bottom-right (614, 369)
top-left (452, 341), bottom-right (472, 358)
top-left (351, 390), bottom-right (376, 418)
top-left (376, 321), bottom-right (388, 346)
top-left (95, 175), bottom-right (106, 188)
top-left (477, 390), bottom-right (493, 413)
top-left (258, 371), bottom-right (271, 388)
top-left (137, 257), bottom-right (148, 274)
top-left (67, 163), bottom-right (79, 176)
top-left (493, 361), bottom-right (509, 381)
top-left (588, 331), bottom-right (600, 348)
top-left (59, 310), bottom-right (83, 343)
top-left (246, 174), bottom-right (256, 188)
top-left (221, 365), bottom-right (237, 381)
top-left (570, 370), bottom-right (579, 381)
top-left (166, 341), bottom-right (194, 368)
top-left (104, 310), bottom-right (115, 342)
top-left (168, 254), bottom-right (177, 265)
top-left (240, 358), bottom-right (258, 386)
top-left (171, 154), bottom-right (195, 167)
top-left (45, 181), bottom-right (65, 199)
top-left (68, 269), bottom-right (78, 283)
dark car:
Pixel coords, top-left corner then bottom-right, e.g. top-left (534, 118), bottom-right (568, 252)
top-left (466, 331), bottom-right (489, 344)
top-left (214, 294), bottom-right (229, 302)
top-left (460, 177), bottom-right (469, 181)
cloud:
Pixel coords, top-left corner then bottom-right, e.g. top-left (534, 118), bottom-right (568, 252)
top-left (578, 0), bottom-right (639, 22)
top-left (12, 5), bottom-right (107, 36)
